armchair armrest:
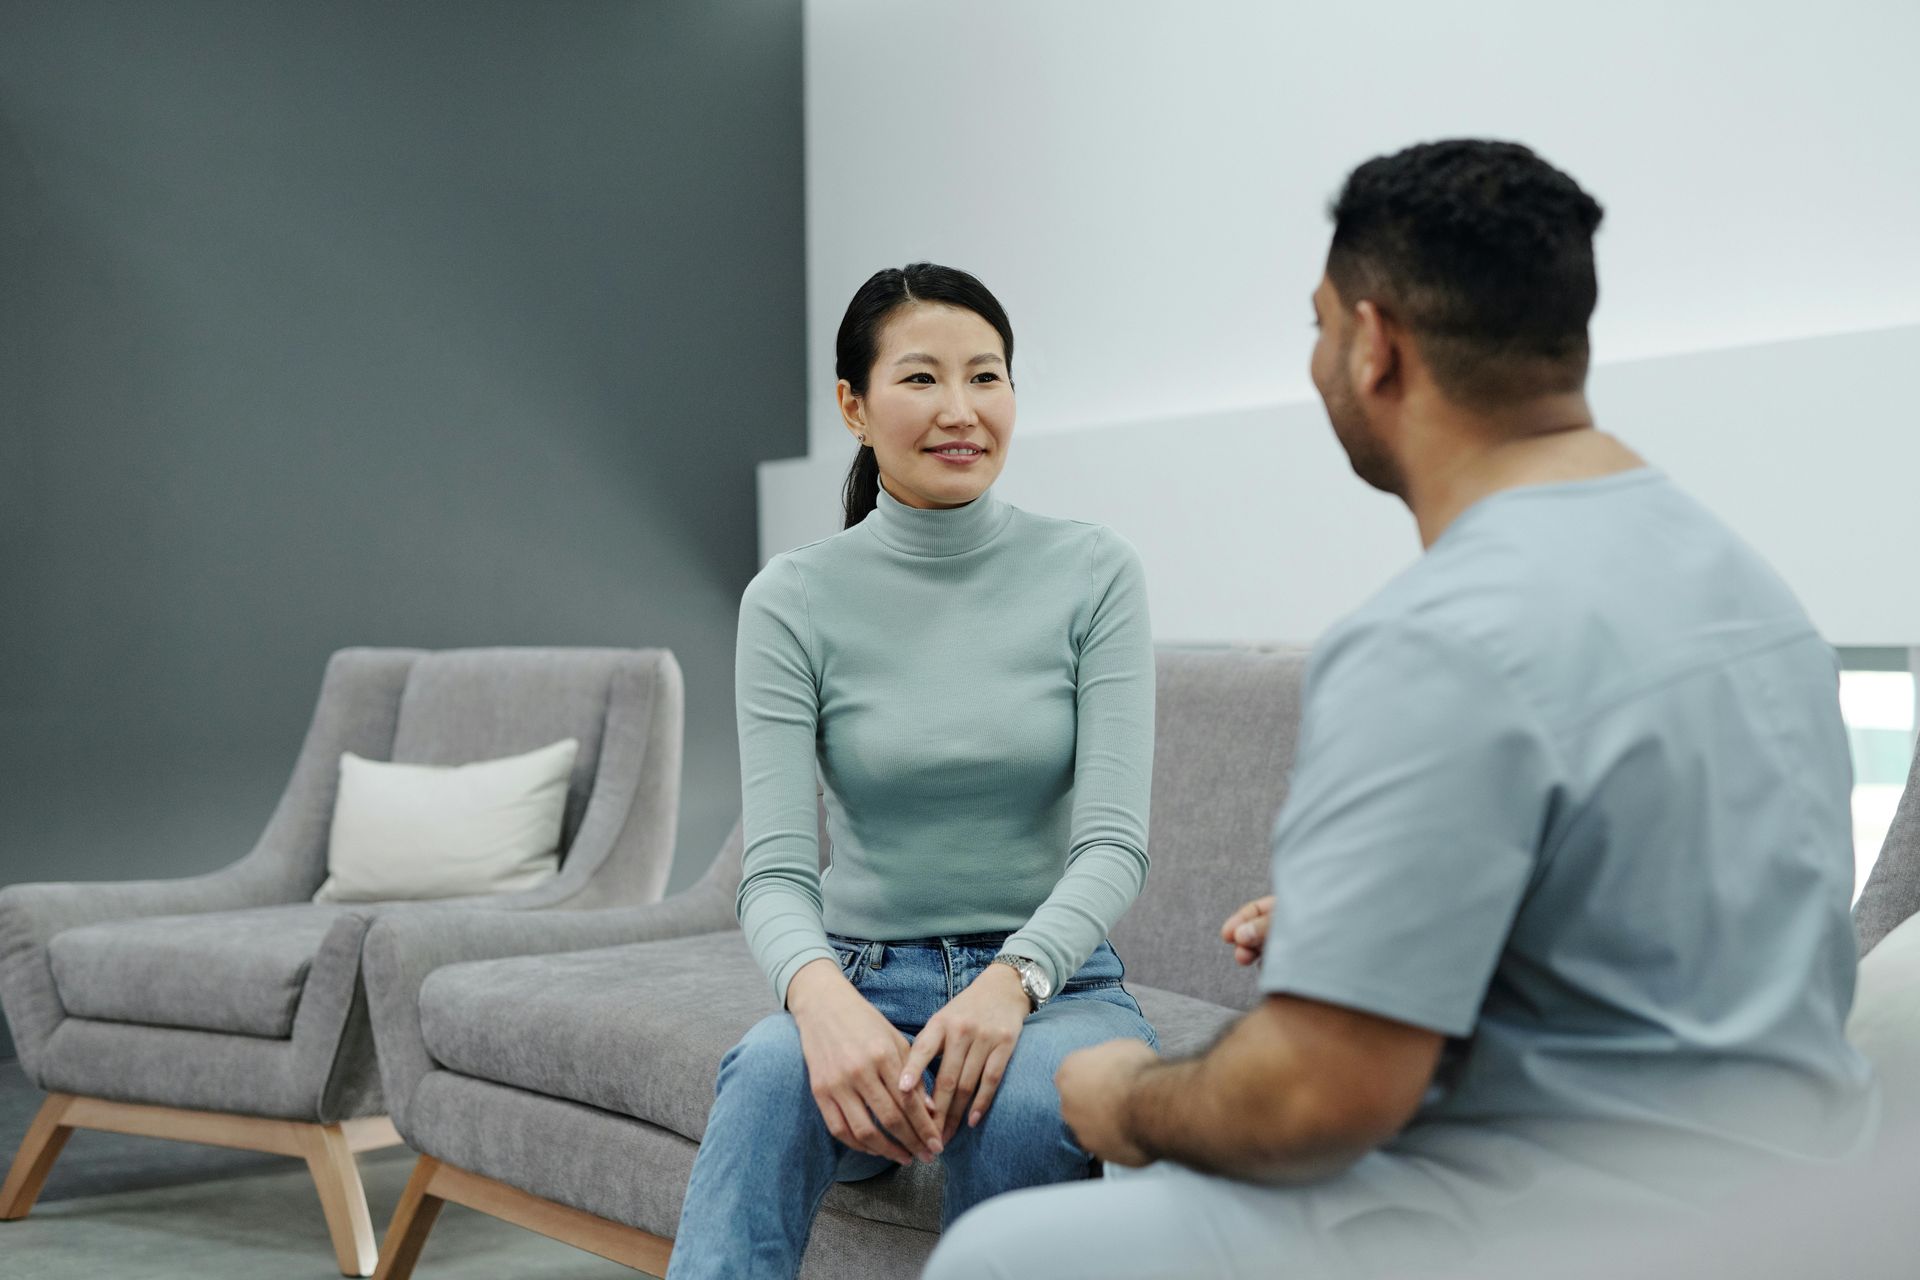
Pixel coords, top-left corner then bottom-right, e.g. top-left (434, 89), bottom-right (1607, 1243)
top-left (362, 849), bottom-right (738, 1136)
top-left (0, 864), bottom-right (296, 1081)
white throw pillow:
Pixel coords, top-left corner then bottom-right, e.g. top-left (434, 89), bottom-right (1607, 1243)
top-left (313, 738), bottom-right (580, 903)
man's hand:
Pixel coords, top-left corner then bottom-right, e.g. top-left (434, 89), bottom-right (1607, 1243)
top-left (788, 958), bottom-right (943, 1165)
top-left (897, 961), bottom-right (1030, 1142)
top-left (1219, 894), bottom-right (1275, 966)
top-left (1055, 1038), bottom-right (1160, 1167)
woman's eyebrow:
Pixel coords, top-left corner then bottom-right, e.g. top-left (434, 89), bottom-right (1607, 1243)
top-left (891, 352), bottom-right (1006, 367)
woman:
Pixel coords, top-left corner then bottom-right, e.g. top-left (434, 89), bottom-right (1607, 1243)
top-left (666, 263), bottom-right (1158, 1279)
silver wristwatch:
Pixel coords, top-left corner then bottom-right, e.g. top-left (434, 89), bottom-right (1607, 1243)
top-left (991, 954), bottom-right (1054, 1010)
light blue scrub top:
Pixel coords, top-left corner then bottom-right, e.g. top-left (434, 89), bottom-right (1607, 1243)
top-left (1261, 469), bottom-right (1875, 1199)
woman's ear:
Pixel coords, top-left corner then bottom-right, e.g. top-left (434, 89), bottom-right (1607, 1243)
top-left (836, 378), bottom-right (867, 444)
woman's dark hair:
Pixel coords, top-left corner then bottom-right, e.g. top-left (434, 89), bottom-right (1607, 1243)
top-left (1326, 139), bottom-right (1605, 409)
top-left (837, 263), bottom-right (1014, 528)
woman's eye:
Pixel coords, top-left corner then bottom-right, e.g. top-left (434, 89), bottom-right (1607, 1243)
top-left (972, 372), bottom-right (1001, 383)
top-left (903, 373), bottom-right (934, 384)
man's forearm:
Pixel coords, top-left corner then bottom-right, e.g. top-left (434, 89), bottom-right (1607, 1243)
top-left (1120, 1007), bottom-right (1379, 1185)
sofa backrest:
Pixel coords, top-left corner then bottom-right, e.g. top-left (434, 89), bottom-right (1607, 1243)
top-left (1108, 647), bottom-right (1309, 1011)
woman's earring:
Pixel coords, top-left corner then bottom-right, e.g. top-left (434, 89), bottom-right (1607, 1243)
top-left (858, 434), bottom-right (868, 446)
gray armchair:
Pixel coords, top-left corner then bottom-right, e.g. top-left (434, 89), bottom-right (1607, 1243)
top-left (0, 645), bottom-right (684, 1276)
top-left (359, 648), bottom-right (1304, 1280)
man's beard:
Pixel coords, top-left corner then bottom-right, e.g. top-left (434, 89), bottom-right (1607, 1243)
top-left (1323, 371), bottom-right (1404, 497)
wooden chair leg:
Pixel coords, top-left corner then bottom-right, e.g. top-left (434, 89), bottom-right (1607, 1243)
top-left (302, 1122), bottom-right (380, 1277)
top-left (372, 1156), bottom-right (447, 1280)
top-left (0, 1093), bottom-right (77, 1220)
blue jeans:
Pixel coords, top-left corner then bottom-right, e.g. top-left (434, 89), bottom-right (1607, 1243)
top-left (665, 934), bottom-right (1158, 1280)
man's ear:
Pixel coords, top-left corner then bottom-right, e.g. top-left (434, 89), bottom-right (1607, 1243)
top-left (836, 379), bottom-right (867, 442)
top-left (1351, 300), bottom-right (1401, 399)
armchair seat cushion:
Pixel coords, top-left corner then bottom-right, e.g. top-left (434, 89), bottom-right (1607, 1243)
top-left (48, 903), bottom-right (364, 1039)
top-left (416, 930), bottom-right (1244, 1149)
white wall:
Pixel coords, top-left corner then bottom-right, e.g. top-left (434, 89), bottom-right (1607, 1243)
top-left (764, 323), bottom-right (1920, 643)
top-left (779, 0), bottom-right (1920, 643)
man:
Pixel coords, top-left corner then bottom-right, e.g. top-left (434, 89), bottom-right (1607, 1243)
top-left (922, 139), bottom-right (1876, 1279)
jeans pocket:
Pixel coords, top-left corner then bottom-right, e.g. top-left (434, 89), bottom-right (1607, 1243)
top-left (1059, 941), bottom-right (1125, 993)
top-left (829, 940), bottom-right (864, 983)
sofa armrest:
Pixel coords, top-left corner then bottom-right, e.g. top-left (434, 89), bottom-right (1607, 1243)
top-left (362, 858), bottom-right (738, 1137)
top-left (0, 866), bottom-right (296, 1081)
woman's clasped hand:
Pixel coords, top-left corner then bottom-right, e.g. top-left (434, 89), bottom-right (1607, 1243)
top-left (896, 959), bottom-right (1031, 1143)
top-left (785, 955), bottom-right (1034, 1166)
top-left (787, 957), bottom-right (944, 1165)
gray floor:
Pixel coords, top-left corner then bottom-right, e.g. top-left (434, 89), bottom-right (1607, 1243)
top-left (0, 1058), bottom-right (653, 1278)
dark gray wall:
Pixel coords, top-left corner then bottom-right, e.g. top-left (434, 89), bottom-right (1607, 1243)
top-left (0, 1), bottom-right (806, 1058)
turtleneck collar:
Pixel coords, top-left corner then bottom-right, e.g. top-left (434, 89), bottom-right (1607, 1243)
top-left (866, 483), bottom-right (1015, 558)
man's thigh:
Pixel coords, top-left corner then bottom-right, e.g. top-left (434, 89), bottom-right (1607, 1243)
top-left (923, 1161), bottom-right (1347, 1280)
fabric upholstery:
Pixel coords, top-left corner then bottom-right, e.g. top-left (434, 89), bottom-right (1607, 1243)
top-left (417, 928), bottom-right (1242, 1156)
top-left (363, 824), bottom-right (742, 1138)
top-left (48, 903), bottom-right (354, 1039)
top-left (0, 648), bottom-right (420, 1084)
top-left (1131, 983), bottom-right (1243, 1058)
top-left (1855, 743), bottom-right (1920, 955)
top-left (391, 648), bottom-right (688, 913)
top-left (1108, 648), bottom-right (1307, 1011)
top-left (36, 1018), bottom-right (305, 1114)
top-left (392, 649), bottom-right (617, 855)
top-left (420, 931), bottom-right (775, 1144)
top-left (407, 1069), bottom-right (940, 1273)
top-left (0, 646), bottom-right (683, 1126)
top-left (30, 908), bottom-right (387, 1121)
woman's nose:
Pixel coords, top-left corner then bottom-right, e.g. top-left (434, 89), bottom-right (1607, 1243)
top-left (934, 388), bottom-right (976, 426)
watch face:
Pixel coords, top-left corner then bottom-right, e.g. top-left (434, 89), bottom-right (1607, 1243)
top-left (1026, 965), bottom-right (1052, 1001)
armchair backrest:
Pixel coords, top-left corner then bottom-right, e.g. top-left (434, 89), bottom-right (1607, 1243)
top-left (392, 648), bottom-right (640, 856)
top-left (244, 646), bottom-right (683, 910)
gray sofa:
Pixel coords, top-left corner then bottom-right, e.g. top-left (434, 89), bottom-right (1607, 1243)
top-left (360, 648), bottom-right (1306, 1279)
top-left (0, 646), bottom-right (684, 1277)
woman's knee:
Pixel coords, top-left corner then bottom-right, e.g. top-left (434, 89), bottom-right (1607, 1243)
top-left (715, 1014), bottom-right (811, 1100)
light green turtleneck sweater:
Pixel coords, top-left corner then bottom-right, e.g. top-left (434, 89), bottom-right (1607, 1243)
top-left (735, 486), bottom-right (1156, 1005)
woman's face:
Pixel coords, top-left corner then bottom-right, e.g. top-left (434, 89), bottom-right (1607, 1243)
top-left (838, 302), bottom-right (1014, 510)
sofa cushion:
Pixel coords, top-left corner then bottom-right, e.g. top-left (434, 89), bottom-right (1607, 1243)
top-left (420, 930), bottom-right (778, 1145)
top-left (1132, 983), bottom-right (1242, 1058)
top-left (418, 930), bottom-right (1245, 1149)
top-left (48, 903), bottom-right (359, 1039)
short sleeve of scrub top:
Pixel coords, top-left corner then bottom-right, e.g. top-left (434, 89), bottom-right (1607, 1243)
top-left (1258, 619), bottom-right (1561, 1039)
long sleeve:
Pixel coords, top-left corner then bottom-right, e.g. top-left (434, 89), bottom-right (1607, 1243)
top-left (733, 558), bottom-right (836, 1005)
top-left (1002, 528), bottom-right (1155, 990)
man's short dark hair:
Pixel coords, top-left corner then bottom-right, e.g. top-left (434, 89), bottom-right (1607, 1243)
top-left (1327, 139), bottom-right (1605, 409)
